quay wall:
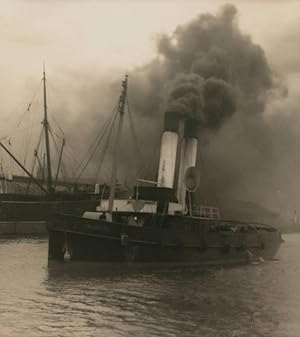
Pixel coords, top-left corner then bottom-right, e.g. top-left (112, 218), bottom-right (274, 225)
top-left (0, 221), bottom-right (47, 235)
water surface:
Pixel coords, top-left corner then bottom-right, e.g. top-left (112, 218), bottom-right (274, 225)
top-left (0, 234), bottom-right (299, 337)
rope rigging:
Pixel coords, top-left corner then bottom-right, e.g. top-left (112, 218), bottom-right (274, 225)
top-left (16, 80), bottom-right (42, 129)
top-left (48, 126), bottom-right (66, 181)
top-left (72, 79), bottom-right (148, 186)
top-left (126, 96), bottom-right (144, 176)
top-left (94, 110), bottom-right (119, 181)
top-left (74, 104), bottom-right (119, 183)
top-left (3, 72), bottom-right (148, 193)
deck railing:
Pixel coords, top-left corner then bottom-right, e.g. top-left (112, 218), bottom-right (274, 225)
top-left (191, 205), bottom-right (220, 219)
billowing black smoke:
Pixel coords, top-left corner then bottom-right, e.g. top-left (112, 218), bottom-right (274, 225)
top-left (126, 3), bottom-right (276, 182)
top-left (129, 4), bottom-right (272, 124)
top-left (56, 4), bottom-right (299, 221)
top-left (164, 74), bottom-right (235, 130)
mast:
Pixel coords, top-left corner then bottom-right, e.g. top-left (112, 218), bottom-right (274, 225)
top-left (108, 75), bottom-right (128, 214)
top-left (42, 65), bottom-right (53, 193)
top-left (54, 137), bottom-right (65, 190)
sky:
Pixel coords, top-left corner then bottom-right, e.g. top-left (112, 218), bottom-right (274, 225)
top-left (0, 0), bottom-right (299, 217)
top-left (0, 1), bottom-right (299, 84)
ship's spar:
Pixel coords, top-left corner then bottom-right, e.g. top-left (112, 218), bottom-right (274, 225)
top-left (108, 75), bottom-right (128, 214)
top-left (42, 65), bottom-right (53, 193)
top-left (0, 141), bottom-right (47, 193)
top-left (0, 67), bottom-right (67, 194)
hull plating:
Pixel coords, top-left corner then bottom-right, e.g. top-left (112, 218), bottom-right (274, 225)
top-left (47, 213), bottom-right (282, 265)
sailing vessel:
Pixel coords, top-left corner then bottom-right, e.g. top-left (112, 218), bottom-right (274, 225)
top-left (0, 68), bottom-right (99, 230)
top-left (47, 75), bottom-right (282, 264)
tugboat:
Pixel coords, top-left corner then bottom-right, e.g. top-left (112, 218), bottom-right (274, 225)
top-left (47, 75), bottom-right (282, 264)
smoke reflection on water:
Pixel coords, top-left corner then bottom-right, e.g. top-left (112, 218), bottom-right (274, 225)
top-left (0, 235), bottom-right (299, 337)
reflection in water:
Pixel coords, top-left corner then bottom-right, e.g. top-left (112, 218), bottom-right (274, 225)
top-left (0, 235), bottom-right (299, 337)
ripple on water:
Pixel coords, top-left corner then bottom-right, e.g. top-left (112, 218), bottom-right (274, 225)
top-left (0, 234), bottom-right (299, 337)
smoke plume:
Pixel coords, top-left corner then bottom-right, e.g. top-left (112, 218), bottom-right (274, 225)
top-left (123, 3), bottom-right (299, 220)
top-left (17, 3), bottom-right (297, 221)
top-left (126, 4), bottom-right (273, 167)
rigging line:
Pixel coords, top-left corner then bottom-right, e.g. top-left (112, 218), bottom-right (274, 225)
top-left (16, 79), bottom-right (43, 129)
top-left (63, 144), bottom-right (81, 171)
top-left (126, 97), bottom-right (143, 161)
top-left (23, 102), bottom-right (35, 168)
top-left (34, 124), bottom-right (44, 159)
top-left (60, 162), bottom-right (68, 182)
top-left (74, 104), bottom-right (118, 175)
top-left (94, 114), bottom-right (117, 181)
top-left (50, 129), bottom-right (80, 171)
top-left (55, 141), bottom-right (68, 181)
top-left (26, 127), bottom-right (44, 192)
top-left (51, 130), bottom-right (65, 141)
top-left (72, 115), bottom-right (111, 174)
top-left (50, 132), bottom-right (66, 182)
top-left (48, 127), bottom-right (62, 172)
top-left (46, 78), bottom-right (65, 108)
top-left (61, 146), bottom-right (79, 174)
top-left (37, 131), bottom-right (45, 174)
top-left (75, 107), bottom-right (119, 182)
top-left (69, 146), bottom-right (86, 173)
top-left (75, 107), bottom-right (119, 183)
top-left (45, 81), bottom-right (68, 173)
top-left (85, 101), bottom-right (119, 154)
top-left (13, 80), bottom-right (42, 169)
top-left (27, 154), bottom-right (38, 193)
top-left (49, 125), bottom-right (60, 152)
top-left (49, 113), bottom-right (65, 139)
top-left (57, 136), bottom-right (83, 179)
top-left (44, 85), bottom-right (64, 138)
top-left (49, 128), bottom-right (68, 181)
top-left (74, 125), bottom-right (108, 175)
top-left (77, 106), bottom-right (118, 170)
top-left (126, 97), bottom-right (145, 178)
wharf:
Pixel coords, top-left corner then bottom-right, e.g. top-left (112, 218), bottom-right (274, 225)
top-left (0, 221), bottom-right (47, 235)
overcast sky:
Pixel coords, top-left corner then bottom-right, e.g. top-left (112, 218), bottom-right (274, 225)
top-left (1, 1), bottom-right (299, 82)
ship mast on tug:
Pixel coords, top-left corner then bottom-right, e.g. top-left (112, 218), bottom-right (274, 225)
top-left (108, 74), bottom-right (128, 214)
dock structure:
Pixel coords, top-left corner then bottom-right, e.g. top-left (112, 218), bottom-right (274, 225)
top-left (0, 174), bottom-right (97, 194)
top-left (0, 221), bottom-right (47, 235)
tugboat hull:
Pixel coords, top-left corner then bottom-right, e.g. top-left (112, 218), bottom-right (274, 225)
top-left (47, 213), bottom-right (282, 265)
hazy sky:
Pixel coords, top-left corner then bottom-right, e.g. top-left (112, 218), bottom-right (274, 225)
top-left (1, 0), bottom-right (299, 83)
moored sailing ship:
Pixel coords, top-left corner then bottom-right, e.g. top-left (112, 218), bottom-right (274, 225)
top-left (47, 75), bottom-right (282, 264)
top-left (0, 67), bottom-right (99, 230)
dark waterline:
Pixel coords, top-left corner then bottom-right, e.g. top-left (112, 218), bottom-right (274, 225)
top-left (0, 234), bottom-right (299, 337)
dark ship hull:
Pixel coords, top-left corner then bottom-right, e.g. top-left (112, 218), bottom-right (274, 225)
top-left (0, 193), bottom-right (99, 235)
top-left (47, 212), bottom-right (282, 265)
top-left (0, 193), bottom-right (99, 221)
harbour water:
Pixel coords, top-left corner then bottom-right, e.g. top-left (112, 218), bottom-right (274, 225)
top-left (0, 234), bottom-right (299, 337)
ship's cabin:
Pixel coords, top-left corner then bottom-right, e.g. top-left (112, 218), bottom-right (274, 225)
top-left (94, 185), bottom-right (220, 220)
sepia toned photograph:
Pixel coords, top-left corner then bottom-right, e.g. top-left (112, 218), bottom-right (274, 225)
top-left (0, 0), bottom-right (299, 336)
